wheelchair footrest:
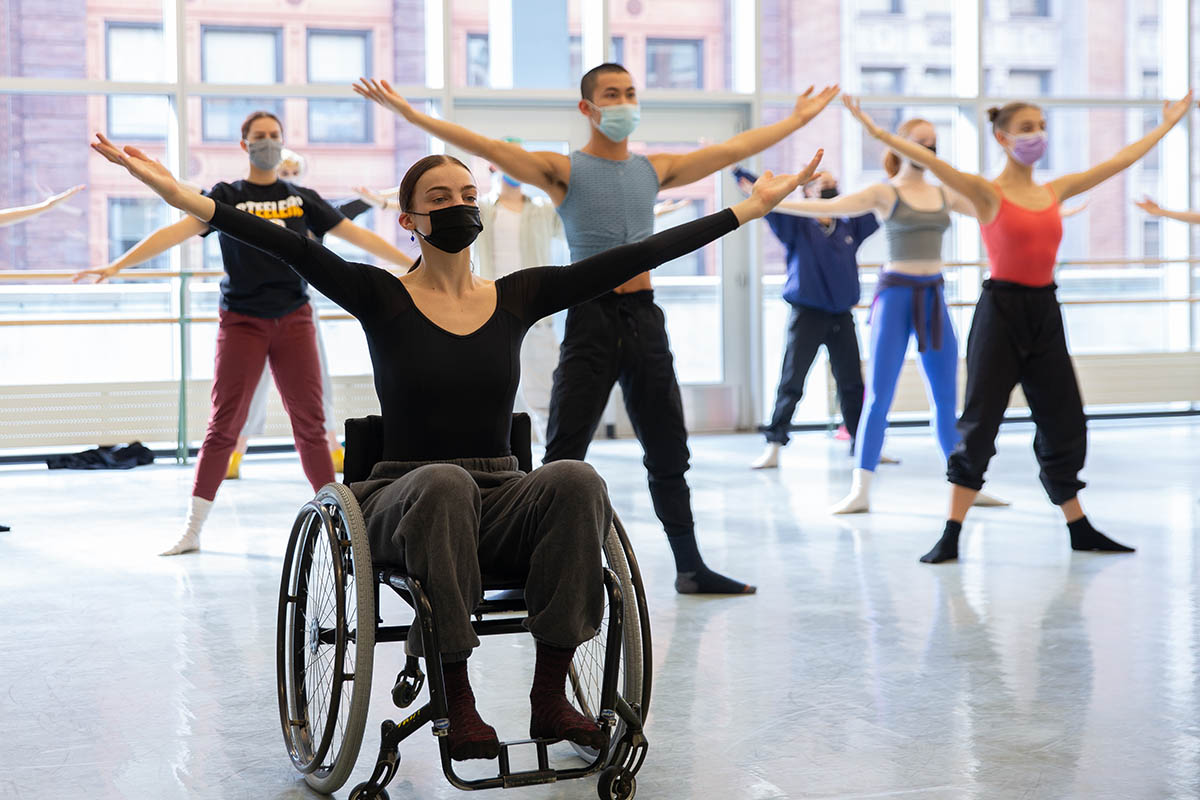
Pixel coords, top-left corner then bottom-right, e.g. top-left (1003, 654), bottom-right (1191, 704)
top-left (496, 738), bottom-right (559, 788)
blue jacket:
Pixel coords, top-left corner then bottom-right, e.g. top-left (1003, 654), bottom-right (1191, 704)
top-left (764, 211), bottom-right (879, 313)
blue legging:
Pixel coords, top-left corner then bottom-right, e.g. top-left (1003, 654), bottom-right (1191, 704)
top-left (856, 278), bottom-right (959, 471)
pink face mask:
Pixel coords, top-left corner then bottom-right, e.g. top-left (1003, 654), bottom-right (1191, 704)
top-left (1005, 131), bottom-right (1048, 166)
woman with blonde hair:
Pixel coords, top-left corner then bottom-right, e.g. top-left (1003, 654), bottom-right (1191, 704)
top-left (753, 117), bottom-right (1005, 514)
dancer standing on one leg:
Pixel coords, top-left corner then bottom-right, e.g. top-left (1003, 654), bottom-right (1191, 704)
top-left (76, 111), bottom-right (414, 555)
top-left (92, 128), bottom-right (819, 757)
top-left (736, 169), bottom-right (876, 471)
top-left (844, 92), bottom-right (1194, 562)
top-left (750, 119), bottom-right (1006, 512)
top-left (355, 65), bottom-right (839, 594)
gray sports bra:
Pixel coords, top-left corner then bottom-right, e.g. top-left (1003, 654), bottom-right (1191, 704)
top-left (882, 184), bottom-right (951, 262)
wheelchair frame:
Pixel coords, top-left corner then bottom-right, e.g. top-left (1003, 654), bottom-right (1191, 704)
top-left (277, 414), bottom-right (651, 800)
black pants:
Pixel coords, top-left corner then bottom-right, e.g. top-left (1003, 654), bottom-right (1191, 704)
top-left (763, 305), bottom-right (864, 446)
top-left (947, 280), bottom-right (1086, 505)
top-left (544, 291), bottom-right (694, 539)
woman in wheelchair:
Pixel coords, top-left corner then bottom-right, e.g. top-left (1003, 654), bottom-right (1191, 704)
top-left (91, 131), bottom-right (821, 762)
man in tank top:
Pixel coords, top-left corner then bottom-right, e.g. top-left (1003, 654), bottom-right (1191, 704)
top-left (353, 66), bottom-right (837, 595)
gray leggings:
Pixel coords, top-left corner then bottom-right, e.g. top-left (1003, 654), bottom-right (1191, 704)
top-left (354, 456), bottom-right (609, 662)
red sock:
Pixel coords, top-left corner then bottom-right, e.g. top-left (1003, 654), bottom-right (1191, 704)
top-left (442, 660), bottom-right (499, 760)
top-left (529, 643), bottom-right (607, 749)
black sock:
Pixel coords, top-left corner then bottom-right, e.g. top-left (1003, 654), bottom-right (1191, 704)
top-left (0, 523), bottom-right (9, 532)
top-left (1068, 516), bottom-right (1135, 553)
top-left (668, 533), bottom-right (756, 595)
top-left (920, 520), bottom-right (962, 564)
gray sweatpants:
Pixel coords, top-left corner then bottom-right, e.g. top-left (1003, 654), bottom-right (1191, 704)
top-left (353, 456), bottom-right (609, 662)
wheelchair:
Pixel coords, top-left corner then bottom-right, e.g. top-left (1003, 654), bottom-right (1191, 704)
top-left (276, 413), bottom-right (652, 799)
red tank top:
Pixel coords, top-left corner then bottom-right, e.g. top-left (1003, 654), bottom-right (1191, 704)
top-left (979, 184), bottom-right (1062, 287)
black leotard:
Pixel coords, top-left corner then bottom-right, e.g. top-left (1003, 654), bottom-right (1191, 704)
top-left (207, 201), bottom-right (738, 461)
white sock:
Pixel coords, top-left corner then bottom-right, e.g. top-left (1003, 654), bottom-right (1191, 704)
top-left (831, 468), bottom-right (873, 514)
top-left (161, 496), bottom-right (212, 556)
top-left (750, 442), bottom-right (781, 469)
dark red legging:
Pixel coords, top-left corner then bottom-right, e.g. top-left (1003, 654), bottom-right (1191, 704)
top-left (192, 304), bottom-right (335, 501)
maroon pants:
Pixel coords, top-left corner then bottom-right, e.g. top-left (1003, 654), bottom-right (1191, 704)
top-left (192, 304), bottom-right (335, 501)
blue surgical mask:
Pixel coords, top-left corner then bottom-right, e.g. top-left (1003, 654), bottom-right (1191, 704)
top-left (587, 101), bottom-right (640, 142)
top-left (501, 174), bottom-right (521, 188)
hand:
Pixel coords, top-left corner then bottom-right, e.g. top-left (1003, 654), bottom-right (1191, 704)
top-left (1134, 195), bottom-right (1164, 216)
top-left (91, 133), bottom-right (184, 202)
top-left (1161, 89), bottom-right (1195, 129)
top-left (842, 95), bottom-right (886, 140)
top-left (72, 265), bottom-right (120, 284)
top-left (45, 184), bottom-right (85, 208)
top-left (736, 177), bottom-right (754, 196)
top-left (746, 150), bottom-right (825, 215)
top-left (352, 78), bottom-right (415, 119)
top-left (653, 198), bottom-right (690, 217)
top-left (792, 85), bottom-right (840, 127)
top-left (354, 185), bottom-right (392, 210)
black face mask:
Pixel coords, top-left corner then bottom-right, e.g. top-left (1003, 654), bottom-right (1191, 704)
top-left (819, 186), bottom-right (839, 199)
top-left (407, 204), bottom-right (483, 253)
top-left (911, 143), bottom-right (935, 170)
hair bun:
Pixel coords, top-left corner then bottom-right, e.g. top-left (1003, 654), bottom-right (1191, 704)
top-left (987, 107), bottom-right (1001, 123)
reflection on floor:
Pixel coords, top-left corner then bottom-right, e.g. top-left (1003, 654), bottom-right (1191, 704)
top-left (2, 418), bottom-right (1197, 800)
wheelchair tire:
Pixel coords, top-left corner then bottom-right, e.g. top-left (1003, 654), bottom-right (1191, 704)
top-left (277, 483), bottom-right (376, 794)
top-left (567, 516), bottom-right (652, 764)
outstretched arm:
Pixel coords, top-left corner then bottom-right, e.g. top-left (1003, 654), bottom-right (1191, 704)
top-left (0, 185), bottom-right (85, 228)
top-left (843, 95), bottom-right (1000, 222)
top-left (89, 133), bottom-right (383, 316)
top-left (73, 215), bottom-right (208, 283)
top-left (739, 175), bottom-right (890, 219)
top-left (327, 218), bottom-right (414, 267)
top-left (1135, 196), bottom-right (1200, 224)
top-left (651, 86), bottom-right (839, 190)
top-left (353, 79), bottom-right (569, 202)
top-left (520, 150), bottom-right (824, 320)
top-left (1050, 92), bottom-right (1194, 202)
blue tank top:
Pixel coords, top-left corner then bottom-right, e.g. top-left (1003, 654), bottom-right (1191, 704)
top-left (556, 150), bottom-right (660, 260)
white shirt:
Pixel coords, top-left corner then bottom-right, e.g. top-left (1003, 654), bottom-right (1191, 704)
top-left (489, 204), bottom-right (524, 279)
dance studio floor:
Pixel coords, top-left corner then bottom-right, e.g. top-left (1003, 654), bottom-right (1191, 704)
top-left (2, 418), bottom-right (1198, 800)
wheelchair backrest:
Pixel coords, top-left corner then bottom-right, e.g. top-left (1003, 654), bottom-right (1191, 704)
top-left (342, 413), bottom-right (534, 484)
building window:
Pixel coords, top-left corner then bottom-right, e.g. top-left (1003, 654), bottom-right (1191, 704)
top-left (860, 68), bottom-right (904, 168)
top-left (201, 27), bottom-right (283, 141)
top-left (466, 33), bottom-right (489, 87)
top-left (108, 199), bottom-right (170, 269)
top-left (646, 38), bottom-right (703, 89)
top-left (1010, 0), bottom-right (1050, 17)
top-left (308, 30), bottom-right (371, 143)
top-left (1142, 70), bottom-right (1160, 170)
top-left (1008, 68), bottom-right (1052, 97)
top-left (924, 67), bottom-right (952, 95)
top-left (859, 0), bottom-right (904, 12)
top-left (569, 36), bottom-right (625, 81)
top-left (106, 23), bottom-right (168, 139)
top-left (1143, 218), bottom-right (1160, 259)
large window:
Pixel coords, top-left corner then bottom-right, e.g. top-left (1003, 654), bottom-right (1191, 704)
top-left (307, 30), bottom-right (372, 143)
top-left (201, 27), bottom-right (283, 141)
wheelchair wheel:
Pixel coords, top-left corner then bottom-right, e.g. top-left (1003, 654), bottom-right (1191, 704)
top-left (568, 515), bottom-right (652, 764)
top-left (277, 483), bottom-right (376, 794)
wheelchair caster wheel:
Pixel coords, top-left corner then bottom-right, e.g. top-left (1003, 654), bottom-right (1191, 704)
top-left (597, 766), bottom-right (636, 799)
top-left (348, 783), bottom-right (390, 800)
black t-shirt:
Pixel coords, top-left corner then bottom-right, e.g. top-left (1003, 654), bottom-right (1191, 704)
top-left (207, 200), bottom-right (739, 461)
top-left (202, 179), bottom-right (345, 318)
